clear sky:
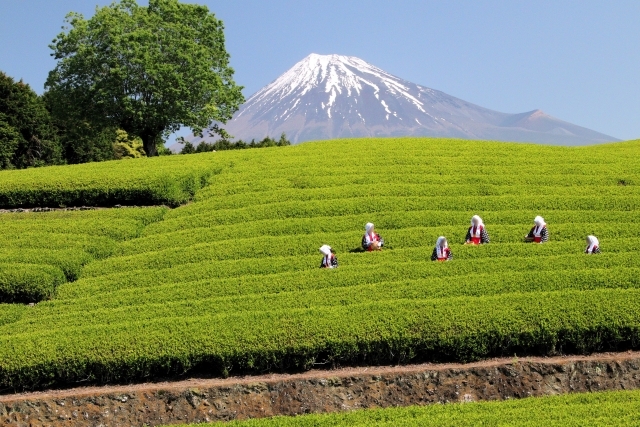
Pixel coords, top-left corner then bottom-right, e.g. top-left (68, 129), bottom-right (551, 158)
top-left (1, 0), bottom-right (639, 141)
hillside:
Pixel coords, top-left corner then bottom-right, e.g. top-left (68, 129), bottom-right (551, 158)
top-left (1, 137), bottom-right (640, 393)
top-left (184, 54), bottom-right (620, 146)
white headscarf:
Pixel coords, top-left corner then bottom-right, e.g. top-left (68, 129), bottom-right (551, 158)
top-left (319, 245), bottom-right (332, 256)
top-left (586, 235), bottom-right (599, 252)
top-left (471, 215), bottom-right (483, 227)
top-left (436, 236), bottom-right (448, 258)
top-left (365, 222), bottom-right (374, 233)
top-left (533, 216), bottom-right (546, 236)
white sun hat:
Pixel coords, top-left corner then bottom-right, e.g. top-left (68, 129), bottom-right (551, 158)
top-left (319, 245), bottom-right (332, 256)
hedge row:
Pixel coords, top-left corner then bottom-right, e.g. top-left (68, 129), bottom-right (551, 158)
top-left (154, 195), bottom-right (640, 232)
top-left (0, 208), bottom-right (169, 304)
top-left (0, 248), bottom-right (93, 282)
top-left (2, 137), bottom-right (640, 392)
top-left (0, 264), bottom-right (66, 303)
top-left (0, 154), bottom-right (221, 208)
top-left (0, 232), bottom-right (117, 259)
top-left (151, 209), bottom-right (640, 237)
top-left (195, 171), bottom-right (638, 202)
top-left (1, 288), bottom-right (639, 391)
top-left (181, 182), bottom-right (640, 213)
top-left (0, 207), bottom-right (167, 241)
top-left (125, 221), bottom-right (640, 257)
top-left (0, 304), bottom-right (26, 328)
top-left (194, 390), bottom-right (640, 426)
top-left (86, 228), bottom-right (640, 278)
top-left (29, 266), bottom-right (640, 331)
top-left (0, 206), bottom-right (168, 224)
top-left (67, 240), bottom-right (639, 298)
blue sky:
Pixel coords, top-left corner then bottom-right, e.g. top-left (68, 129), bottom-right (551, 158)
top-left (1, 0), bottom-right (639, 142)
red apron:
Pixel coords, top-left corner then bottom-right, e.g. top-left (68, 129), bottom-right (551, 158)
top-left (366, 232), bottom-right (379, 252)
top-left (470, 225), bottom-right (482, 245)
top-left (437, 247), bottom-right (450, 261)
top-left (533, 225), bottom-right (545, 243)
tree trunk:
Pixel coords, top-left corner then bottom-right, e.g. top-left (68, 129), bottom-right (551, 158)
top-left (141, 132), bottom-right (158, 157)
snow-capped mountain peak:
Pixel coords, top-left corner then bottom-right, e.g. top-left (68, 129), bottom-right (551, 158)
top-left (238, 53), bottom-right (425, 123)
top-left (187, 54), bottom-right (618, 146)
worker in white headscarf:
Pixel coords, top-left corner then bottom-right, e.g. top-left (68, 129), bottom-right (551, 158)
top-left (465, 215), bottom-right (490, 245)
top-left (362, 222), bottom-right (384, 252)
top-left (319, 245), bottom-right (338, 268)
top-left (431, 236), bottom-right (452, 261)
top-left (524, 216), bottom-right (548, 243)
top-left (585, 235), bottom-right (601, 254)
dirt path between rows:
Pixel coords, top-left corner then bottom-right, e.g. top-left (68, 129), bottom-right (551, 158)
top-left (2, 351), bottom-right (640, 426)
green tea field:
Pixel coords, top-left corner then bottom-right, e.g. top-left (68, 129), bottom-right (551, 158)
top-left (1, 137), bottom-right (640, 393)
top-left (182, 389), bottom-right (640, 427)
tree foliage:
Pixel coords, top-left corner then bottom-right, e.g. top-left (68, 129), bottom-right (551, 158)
top-left (42, 90), bottom-right (118, 164)
top-left (46, 0), bottom-right (244, 157)
top-left (0, 72), bottom-right (63, 169)
top-left (180, 133), bottom-right (292, 154)
top-left (113, 129), bottom-right (146, 159)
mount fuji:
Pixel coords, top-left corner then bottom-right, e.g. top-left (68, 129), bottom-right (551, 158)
top-left (185, 53), bottom-right (619, 147)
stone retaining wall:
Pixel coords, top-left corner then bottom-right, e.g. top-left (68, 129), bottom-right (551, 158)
top-left (2, 353), bottom-right (640, 427)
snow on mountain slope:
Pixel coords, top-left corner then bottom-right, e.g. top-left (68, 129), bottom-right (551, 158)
top-left (185, 54), bottom-right (619, 147)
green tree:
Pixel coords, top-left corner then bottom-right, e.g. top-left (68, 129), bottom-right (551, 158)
top-left (180, 141), bottom-right (196, 154)
top-left (42, 91), bottom-right (116, 164)
top-left (0, 72), bottom-right (63, 169)
top-left (113, 129), bottom-right (146, 159)
top-left (0, 116), bottom-right (21, 168)
top-left (46, 0), bottom-right (244, 157)
top-left (278, 132), bottom-right (291, 146)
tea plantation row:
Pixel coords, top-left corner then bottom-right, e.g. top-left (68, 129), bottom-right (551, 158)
top-left (0, 137), bottom-right (639, 391)
top-left (0, 208), bottom-right (166, 302)
top-left (180, 389), bottom-right (640, 427)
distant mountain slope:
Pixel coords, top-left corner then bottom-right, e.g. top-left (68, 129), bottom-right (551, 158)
top-left (184, 53), bottom-right (618, 147)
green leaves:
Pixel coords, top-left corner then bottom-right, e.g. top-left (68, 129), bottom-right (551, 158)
top-left (2, 137), bottom-right (640, 391)
top-left (45, 0), bottom-right (244, 156)
top-left (0, 152), bottom-right (220, 207)
top-left (0, 207), bottom-right (169, 304)
top-left (0, 264), bottom-right (66, 304)
top-left (178, 390), bottom-right (640, 426)
top-left (0, 72), bottom-right (63, 169)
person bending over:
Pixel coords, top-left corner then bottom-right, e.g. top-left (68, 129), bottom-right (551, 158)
top-left (319, 245), bottom-right (338, 268)
top-left (431, 236), bottom-right (452, 261)
top-left (362, 222), bottom-right (384, 251)
top-left (585, 235), bottom-right (601, 254)
top-left (465, 215), bottom-right (490, 245)
top-left (524, 216), bottom-right (548, 244)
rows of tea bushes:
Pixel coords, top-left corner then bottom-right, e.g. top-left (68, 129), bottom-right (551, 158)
top-left (1, 288), bottom-right (640, 390)
top-left (0, 153), bottom-right (223, 208)
top-left (22, 264), bottom-right (640, 330)
top-left (0, 264), bottom-right (65, 303)
top-left (1, 137), bottom-right (640, 391)
top-left (148, 195), bottom-right (640, 232)
top-left (180, 390), bottom-right (640, 427)
top-left (0, 208), bottom-right (167, 303)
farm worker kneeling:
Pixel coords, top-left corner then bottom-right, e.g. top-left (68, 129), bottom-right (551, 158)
top-left (431, 236), bottom-right (452, 261)
top-left (319, 245), bottom-right (338, 268)
top-left (524, 216), bottom-right (548, 244)
top-left (362, 222), bottom-right (384, 251)
top-left (585, 235), bottom-right (601, 254)
top-left (465, 215), bottom-right (490, 245)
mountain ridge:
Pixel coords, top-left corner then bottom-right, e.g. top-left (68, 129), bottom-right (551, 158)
top-left (183, 53), bottom-right (619, 148)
